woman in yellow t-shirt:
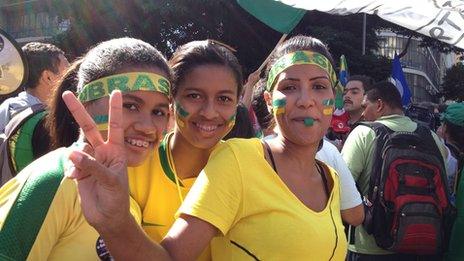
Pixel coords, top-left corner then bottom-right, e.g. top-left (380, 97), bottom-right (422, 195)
top-left (0, 38), bottom-right (172, 260)
top-left (68, 35), bottom-right (348, 260)
top-left (127, 40), bottom-right (243, 247)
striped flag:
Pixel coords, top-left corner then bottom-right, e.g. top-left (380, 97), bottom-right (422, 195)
top-left (239, 0), bottom-right (464, 49)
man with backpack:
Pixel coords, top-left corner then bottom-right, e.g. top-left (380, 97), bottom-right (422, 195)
top-left (342, 81), bottom-right (452, 260)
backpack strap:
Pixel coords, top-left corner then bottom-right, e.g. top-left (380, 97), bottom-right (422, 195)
top-left (3, 104), bottom-right (46, 137)
top-left (0, 104), bottom-right (47, 183)
top-left (10, 110), bottom-right (48, 173)
top-left (0, 152), bottom-right (65, 261)
top-left (357, 122), bottom-right (393, 203)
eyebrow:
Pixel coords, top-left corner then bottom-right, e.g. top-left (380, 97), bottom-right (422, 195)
top-left (124, 93), bottom-right (169, 108)
top-left (345, 86), bottom-right (361, 91)
top-left (123, 93), bottom-right (144, 104)
top-left (281, 76), bottom-right (330, 82)
top-left (183, 87), bottom-right (236, 95)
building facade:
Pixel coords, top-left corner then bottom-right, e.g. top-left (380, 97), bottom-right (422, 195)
top-left (0, 0), bottom-right (68, 43)
top-left (377, 31), bottom-right (456, 104)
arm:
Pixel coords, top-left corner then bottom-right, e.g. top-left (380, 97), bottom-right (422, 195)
top-left (318, 140), bottom-right (364, 225)
top-left (341, 205), bottom-right (364, 226)
top-left (241, 70), bottom-right (260, 109)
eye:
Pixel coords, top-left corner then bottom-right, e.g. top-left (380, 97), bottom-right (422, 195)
top-left (218, 95), bottom-right (233, 103)
top-left (281, 84), bottom-right (297, 91)
top-left (314, 84), bottom-right (328, 90)
top-left (186, 93), bottom-right (201, 100)
top-left (152, 108), bottom-right (167, 117)
top-left (123, 103), bottom-right (138, 111)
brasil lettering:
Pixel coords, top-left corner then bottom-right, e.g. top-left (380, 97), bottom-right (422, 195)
top-left (78, 72), bottom-right (170, 103)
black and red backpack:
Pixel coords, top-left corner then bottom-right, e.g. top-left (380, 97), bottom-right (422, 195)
top-left (361, 122), bottom-right (455, 255)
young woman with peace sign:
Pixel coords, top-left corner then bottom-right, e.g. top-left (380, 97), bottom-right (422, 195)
top-left (0, 37), bottom-right (172, 260)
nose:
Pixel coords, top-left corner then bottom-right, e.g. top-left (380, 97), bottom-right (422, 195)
top-left (199, 99), bottom-right (220, 120)
top-left (296, 88), bottom-right (316, 109)
top-left (133, 113), bottom-right (157, 135)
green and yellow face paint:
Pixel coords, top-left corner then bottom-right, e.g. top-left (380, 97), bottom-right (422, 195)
top-left (93, 115), bottom-right (109, 131)
top-left (272, 98), bottom-right (287, 117)
top-left (267, 51), bottom-right (337, 92)
top-left (322, 98), bottom-right (335, 116)
top-left (174, 101), bottom-right (189, 128)
top-left (226, 113), bottom-right (236, 129)
top-left (77, 72), bottom-right (170, 103)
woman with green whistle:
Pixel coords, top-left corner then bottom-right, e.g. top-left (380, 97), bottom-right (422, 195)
top-left (67, 35), bottom-right (347, 260)
top-left (0, 38), bottom-right (172, 260)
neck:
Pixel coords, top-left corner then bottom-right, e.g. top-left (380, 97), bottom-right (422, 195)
top-left (348, 109), bottom-right (363, 124)
top-left (381, 107), bottom-right (404, 118)
top-left (272, 134), bottom-right (318, 171)
top-left (170, 130), bottom-right (212, 180)
top-left (26, 85), bottom-right (48, 103)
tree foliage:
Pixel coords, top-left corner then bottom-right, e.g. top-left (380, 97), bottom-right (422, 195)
top-left (45, 0), bottom-right (457, 82)
top-left (441, 63), bottom-right (464, 102)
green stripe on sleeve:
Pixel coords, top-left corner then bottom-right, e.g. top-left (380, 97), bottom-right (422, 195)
top-left (0, 150), bottom-right (66, 260)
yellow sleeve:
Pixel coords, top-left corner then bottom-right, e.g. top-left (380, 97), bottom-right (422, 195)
top-left (177, 142), bottom-right (243, 235)
top-left (129, 196), bottom-right (142, 224)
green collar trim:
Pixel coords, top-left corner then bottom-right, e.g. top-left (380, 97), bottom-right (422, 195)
top-left (158, 133), bottom-right (184, 187)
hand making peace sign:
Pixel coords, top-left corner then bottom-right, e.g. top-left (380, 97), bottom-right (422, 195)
top-left (62, 90), bottom-right (132, 233)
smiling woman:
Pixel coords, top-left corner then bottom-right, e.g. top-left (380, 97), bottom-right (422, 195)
top-left (64, 35), bottom-right (348, 261)
top-left (126, 40), bottom-right (242, 260)
top-left (0, 38), bottom-right (172, 260)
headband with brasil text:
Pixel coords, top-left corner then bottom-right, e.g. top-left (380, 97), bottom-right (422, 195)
top-left (267, 51), bottom-right (338, 92)
top-left (78, 72), bottom-right (171, 103)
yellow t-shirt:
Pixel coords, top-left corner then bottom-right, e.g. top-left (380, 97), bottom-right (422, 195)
top-left (0, 148), bottom-right (142, 261)
top-left (128, 133), bottom-right (212, 261)
top-left (128, 133), bottom-right (197, 242)
top-left (179, 138), bottom-right (347, 260)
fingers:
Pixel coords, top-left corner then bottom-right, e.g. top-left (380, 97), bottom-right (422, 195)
top-left (62, 91), bottom-right (105, 148)
top-left (68, 150), bottom-right (124, 187)
top-left (107, 91), bottom-right (124, 146)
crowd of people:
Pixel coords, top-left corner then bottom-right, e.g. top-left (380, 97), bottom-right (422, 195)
top-left (0, 35), bottom-right (463, 261)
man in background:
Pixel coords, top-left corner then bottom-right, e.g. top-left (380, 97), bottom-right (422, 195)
top-left (0, 42), bottom-right (69, 132)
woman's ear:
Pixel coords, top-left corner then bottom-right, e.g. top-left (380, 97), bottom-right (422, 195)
top-left (264, 91), bottom-right (273, 113)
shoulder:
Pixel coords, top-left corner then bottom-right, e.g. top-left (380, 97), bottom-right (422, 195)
top-left (210, 138), bottom-right (263, 159)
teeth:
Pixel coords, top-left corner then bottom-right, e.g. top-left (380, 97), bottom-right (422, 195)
top-left (125, 138), bottom-right (150, 148)
top-left (195, 123), bottom-right (218, 132)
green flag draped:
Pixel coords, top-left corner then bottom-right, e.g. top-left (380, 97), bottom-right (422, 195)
top-left (237, 0), bottom-right (305, 34)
